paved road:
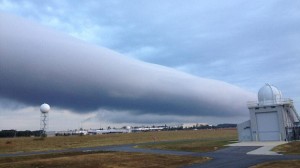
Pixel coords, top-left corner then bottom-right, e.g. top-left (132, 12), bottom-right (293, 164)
top-left (101, 144), bottom-right (300, 168)
top-left (186, 146), bottom-right (300, 168)
top-left (1, 144), bottom-right (300, 168)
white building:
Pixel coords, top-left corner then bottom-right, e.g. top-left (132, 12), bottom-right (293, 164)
top-left (182, 123), bottom-right (209, 129)
top-left (238, 84), bottom-right (300, 141)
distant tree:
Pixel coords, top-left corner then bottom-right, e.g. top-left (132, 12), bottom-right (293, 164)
top-left (0, 130), bottom-right (16, 138)
top-left (217, 124), bottom-right (237, 128)
top-left (16, 130), bottom-right (32, 137)
top-left (32, 130), bottom-right (42, 137)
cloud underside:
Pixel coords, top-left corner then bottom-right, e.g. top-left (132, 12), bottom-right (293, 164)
top-left (0, 13), bottom-right (255, 118)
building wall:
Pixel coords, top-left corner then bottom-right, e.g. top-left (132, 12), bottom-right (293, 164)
top-left (249, 105), bottom-right (286, 141)
top-left (237, 120), bottom-right (252, 141)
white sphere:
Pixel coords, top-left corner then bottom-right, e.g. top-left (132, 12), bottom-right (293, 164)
top-left (40, 103), bottom-right (50, 113)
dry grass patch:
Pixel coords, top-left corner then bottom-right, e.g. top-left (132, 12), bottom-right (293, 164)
top-left (138, 139), bottom-right (233, 152)
top-left (272, 141), bottom-right (300, 154)
top-left (250, 160), bottom-right (300, 168)
top-left (0, 129), bottom-right (237, 153)
top-left (0, 151), bottom-right (209, 168)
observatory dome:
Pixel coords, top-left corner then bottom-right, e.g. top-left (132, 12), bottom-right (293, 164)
top-left (258, 84), bottom-right (282, 105)
top-left (40, 103), bottom-right (50, 113)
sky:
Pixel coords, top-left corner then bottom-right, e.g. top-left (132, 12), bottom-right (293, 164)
top-left (0, 0), bottom-right (299, 131)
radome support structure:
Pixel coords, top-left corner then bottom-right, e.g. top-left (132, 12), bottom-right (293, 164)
top-left (40, 103), bottom-right (50, 137)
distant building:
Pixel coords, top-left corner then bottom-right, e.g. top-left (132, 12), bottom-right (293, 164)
top-left (238, 84), bottom-right (300, 141)
top-left (182, 123), bottom-right (209, 129)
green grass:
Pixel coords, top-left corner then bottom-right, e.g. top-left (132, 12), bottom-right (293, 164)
top-left (0, 129), bottom-right (237, 153)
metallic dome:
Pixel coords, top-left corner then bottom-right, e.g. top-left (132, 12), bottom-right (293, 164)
top-left (258, 84), bottom-right (282, 105)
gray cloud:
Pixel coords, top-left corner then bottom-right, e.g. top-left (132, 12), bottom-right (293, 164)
top-left (0, 13), bottom-right (256, 118)
top-left (94, 109), bottom-right (246, 125)
top-left (1, 1), bottom-right (299, 97)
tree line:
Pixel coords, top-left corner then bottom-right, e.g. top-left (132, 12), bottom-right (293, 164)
top-left (0, 130), bottom-right (42, 138)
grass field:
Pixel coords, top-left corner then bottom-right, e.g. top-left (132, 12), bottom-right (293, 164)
top-left (250, 160), bottom-right (300, 168)
top-left (272, 141), bottom-right (300, 154)
top-left (0, 151), bottom-right (209, 168)
top-left (2, 129), bottom-right (299, 168)
top-left (0, 129), bottom-right (237, 153)
top-left (137, 139), bottom-right (234, 152)
top-left (0, 129), bottom-right (235, 168)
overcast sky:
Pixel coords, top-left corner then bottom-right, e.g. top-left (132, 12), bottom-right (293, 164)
top-left (0, 0), bottom-right (299, 131)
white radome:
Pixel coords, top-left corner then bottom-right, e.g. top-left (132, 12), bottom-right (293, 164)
top-left (258, 84), bottom-right (282, 105)
top-left (40, 103), bottom-right (50, 113)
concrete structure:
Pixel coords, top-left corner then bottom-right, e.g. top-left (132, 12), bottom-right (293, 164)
top-left (228, 141), bottom-right (287, 155)
top-left (238, 84), bottom-right (300, 141)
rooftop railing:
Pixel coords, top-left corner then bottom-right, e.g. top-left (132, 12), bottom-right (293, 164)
top-left (247, 98), bottom-right (293, 108)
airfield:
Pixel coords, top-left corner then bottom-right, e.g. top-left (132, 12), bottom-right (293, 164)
top-left (1, 129), bottom-right (300, 168)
